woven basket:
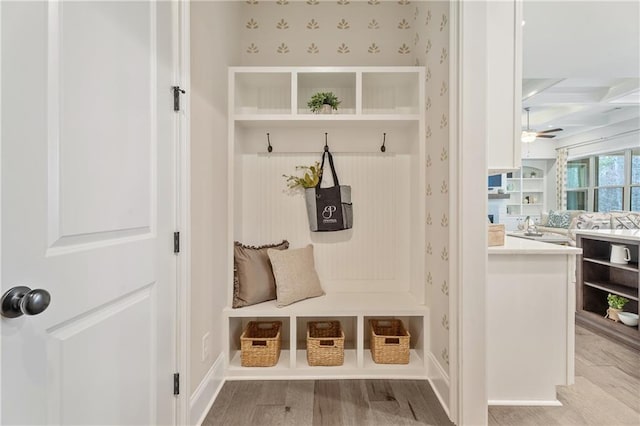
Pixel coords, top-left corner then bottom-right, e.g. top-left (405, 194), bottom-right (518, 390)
top-left (369, 319), bottom-right (410, 364)
top-left (240, 321), bottom-right (282, 367)
top-left (307, 321), bottom-right (345, 366)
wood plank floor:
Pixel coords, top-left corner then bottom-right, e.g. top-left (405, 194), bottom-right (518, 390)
top-left (203, 379), bottom-right (453, 426)
top-left (203, 325), bottom-right (639, 426)
top-left (489, 325), bottom-right (640, 426)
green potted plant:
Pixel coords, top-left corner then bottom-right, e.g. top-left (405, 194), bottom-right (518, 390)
top-left (606, 293), bottom-right (629, 322)
top-left (308, 92), bottom-right (341, 114)
top-left (282, 162), bottom-right (322, 189)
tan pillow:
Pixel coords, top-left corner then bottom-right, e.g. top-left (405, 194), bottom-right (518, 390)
top-left (233, 240), bottom-right (289, 308)
top-left (268, 244), bottom-right (325, 307)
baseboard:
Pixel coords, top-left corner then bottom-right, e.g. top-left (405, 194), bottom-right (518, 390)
top-left (426, 351), bottom-right (450, 416)
top-left (190, 353), bottom-right (226, 426)
top-left (488, 399), bottom-right (562, 407)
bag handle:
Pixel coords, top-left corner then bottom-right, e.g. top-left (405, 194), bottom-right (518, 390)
top-left (317, 150), bottom-right (340, 188)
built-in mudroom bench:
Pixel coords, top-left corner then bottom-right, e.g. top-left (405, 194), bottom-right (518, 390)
top-left (223, 293), bottom-right (428, 379)
top-left (224, 66), bottom-right (431, 379)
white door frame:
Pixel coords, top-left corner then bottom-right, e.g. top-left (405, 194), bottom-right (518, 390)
top-left (449, 1), bottom-right (490, 425)
top-left (0, 2), bottom-right (4, 422)
top-left (175, 0), bottom-right (191, 424)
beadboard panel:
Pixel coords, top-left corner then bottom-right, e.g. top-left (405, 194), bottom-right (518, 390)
top-left (238, 153), bottom-right (412, 293)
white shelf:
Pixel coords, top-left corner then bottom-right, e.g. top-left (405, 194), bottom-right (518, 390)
top-left (233, 114), bottom-right (420, 129)
top-left (225, 349), bottom-right (427, 379)
top-left (503, 162), bottom-right (546, 217)
top-left (224, 292), bottom-right (428, 318)
top-left (231, 66), bottom-right (422, 121)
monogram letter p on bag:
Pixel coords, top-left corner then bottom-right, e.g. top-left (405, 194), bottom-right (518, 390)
top-left (304, 150), bottom-right (353, 232)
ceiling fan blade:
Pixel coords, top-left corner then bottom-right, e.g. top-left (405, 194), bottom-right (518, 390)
top-left (536, 134), bottom-right (556, 139)
top-left (537, 128), bottom-right (563, 134)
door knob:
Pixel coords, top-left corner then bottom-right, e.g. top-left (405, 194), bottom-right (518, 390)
top-left (1, 286), bottom-right (51, 318)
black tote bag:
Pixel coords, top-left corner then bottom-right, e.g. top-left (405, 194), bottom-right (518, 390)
top-left (304, 150), bottom-right (353, 232)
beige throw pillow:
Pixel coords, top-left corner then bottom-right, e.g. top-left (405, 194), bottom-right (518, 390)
top-left (233, 240), bottom-right (289, 308)
top-left (268, 244), bottom-right (325, 307)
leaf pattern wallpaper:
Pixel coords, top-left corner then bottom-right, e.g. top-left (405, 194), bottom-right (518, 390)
top-left (240, 0), bottom-right (415, 65)
top-left (414, 1), bottom-right (450, 373)
top-left (237, 0), bottom-right (451, 377)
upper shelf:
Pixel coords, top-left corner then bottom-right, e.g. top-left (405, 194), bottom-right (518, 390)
top-left (230, 66), bottom-right (424, 125)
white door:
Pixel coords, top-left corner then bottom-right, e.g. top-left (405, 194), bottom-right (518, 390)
top-left (1, 1), bottom-right (178, 424)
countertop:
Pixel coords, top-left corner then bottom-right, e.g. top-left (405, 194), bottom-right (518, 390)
top-left (574, 229), bottom-right (640, 241)
top-left (488, 236), bottom-right (582, 255)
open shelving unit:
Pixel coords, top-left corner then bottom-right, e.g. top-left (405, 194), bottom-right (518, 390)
top-left (576, 232), bottom-right (640, 350)
top-left (225, 67), bottom-right (428, 378)
top-left (505, 163), bottom-right (546, 217)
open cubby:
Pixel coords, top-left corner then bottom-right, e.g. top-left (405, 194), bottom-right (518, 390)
top-left (297, 72), bottom-right (356, 115)
top-left (576, 233), bottom-right (640, 350)
top-left (362, 72), bottom-right (419, 114)
top-left (234, 72), bottom-right (291, 115)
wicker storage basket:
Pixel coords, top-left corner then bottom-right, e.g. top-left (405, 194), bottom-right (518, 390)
top-left (240, 321), bottom-right (282, 367)
top-left (306, 321), bottom-right (345, 366)
top-left (369, 319), bottom-right (410, 364)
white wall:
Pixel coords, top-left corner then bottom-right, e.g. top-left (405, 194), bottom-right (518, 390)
top-left (189, 1), bottom-right (240, 397)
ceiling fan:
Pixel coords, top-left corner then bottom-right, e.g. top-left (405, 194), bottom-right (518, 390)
top-left (521, 107), bottom-right (563, 143)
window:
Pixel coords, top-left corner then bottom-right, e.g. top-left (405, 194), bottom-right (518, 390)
top-left (567, 191), bottom-right (587, 211)
top-left (567, 158), bottom-right (589, 188)
top-left (595, 153), bottom-right (624, 212)
top-left (565, 148), bottom-right (638, 213)
top-left (632, 149), bottom-right (640, 211)
top-left (566, 158), bottom-right (589, 210)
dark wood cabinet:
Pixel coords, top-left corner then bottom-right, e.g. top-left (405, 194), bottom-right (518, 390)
top-left (576, 233), bottom-right (639, 350)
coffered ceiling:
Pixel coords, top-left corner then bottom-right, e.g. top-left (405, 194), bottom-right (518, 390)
top-left (521, 1), bottom-right (640, 144)
top-left (521, 78), bottom-right (640, 141)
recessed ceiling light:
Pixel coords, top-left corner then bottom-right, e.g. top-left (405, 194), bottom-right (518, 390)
top-left (521, 20), bottom-right (526, 26)
top-left (548, 125), bottom-right (554, 128)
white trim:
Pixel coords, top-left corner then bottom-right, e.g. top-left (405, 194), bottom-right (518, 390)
top-left (0, 1), bottom-right (3, 421)
top-left (488, 400), bottom-right (563, 407)
top-left (176, 0), bottom-right (191, 424)
top-left (190, 353), bottom-right (226, 426)
top-left (452, 1), bottom-right (489, 424)
top-left (426, 352), bottom-right (451, 418)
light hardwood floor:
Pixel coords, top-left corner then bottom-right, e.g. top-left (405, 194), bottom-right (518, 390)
top-left (489, 325), bottom-right (640, 426)
top-left (203, 379), bottom-right (453, 426)
top-left (203, 325), bottom-right (639, 426)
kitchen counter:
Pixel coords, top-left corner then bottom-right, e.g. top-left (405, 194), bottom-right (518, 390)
top-left (575, 228), bottom-right (640, 241)
top-left (488, 237), bottom-right (580, 406)
top-left (489, 235), bottom-right (581, 255)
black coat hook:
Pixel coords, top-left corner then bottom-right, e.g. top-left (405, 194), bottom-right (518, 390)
top-left (381, 133), bottom-right (387, 152)
top-left (324, 132), bottom-right (329, 152)
top-left (267, 133), bottom-right (273, 153)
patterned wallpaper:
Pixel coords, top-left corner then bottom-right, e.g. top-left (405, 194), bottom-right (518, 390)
top-left (239, 0), bottom-right (415, 66)
top-left (414, 1), bottom-right (450, 375)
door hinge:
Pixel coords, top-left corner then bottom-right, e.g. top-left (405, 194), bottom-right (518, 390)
top-left (173, 373), bottom-right (180, 395)
top-left (172, 86), bottom-right (185, 112)
top-left (174, 232), bottom-right (180, 254)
